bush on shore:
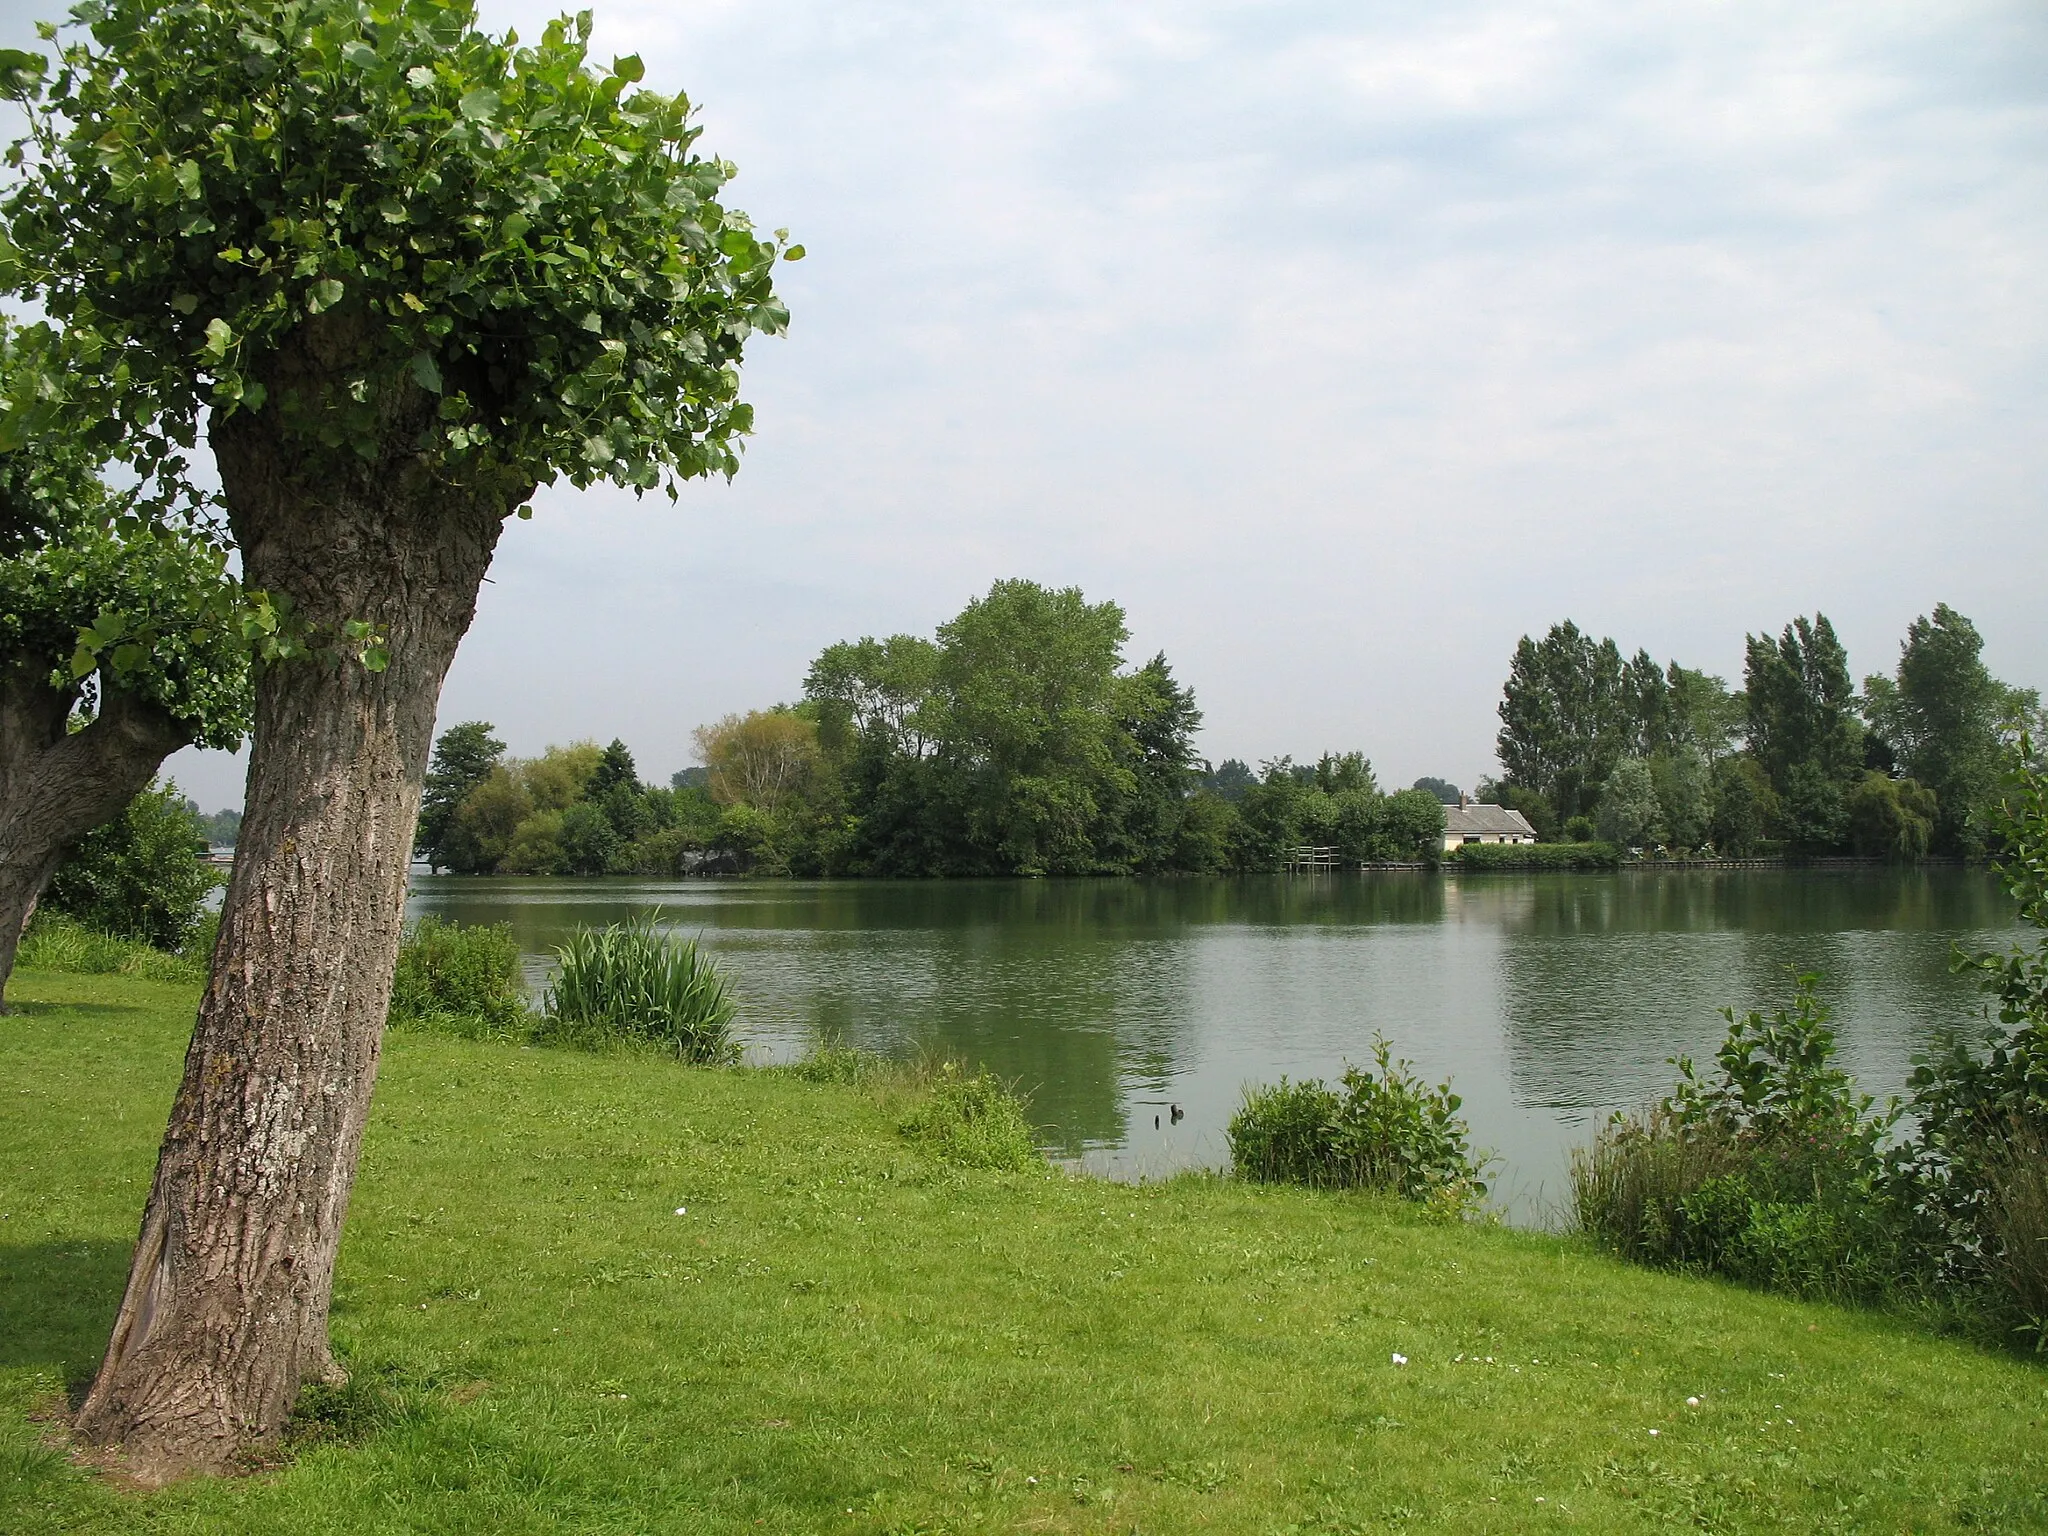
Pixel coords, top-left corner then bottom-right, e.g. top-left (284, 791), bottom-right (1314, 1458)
top-left (1575, 734), bottom-right (2048, 1345)
top-left (1451, 840), bottom-right (1620, 870)
top-left (1229, 1038), bottom-right (1488, 1216)
top-left (388, 916), bottom-right (529, 1040)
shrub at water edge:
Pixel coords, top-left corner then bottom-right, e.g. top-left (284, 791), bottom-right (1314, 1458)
top-left (388, 917), bottom-right (529, 1041)
top-left (1570, 977), bottom-right (1925, 1302)
top-left (1229, 1038), bottom-right (1488, 1214)
top-left (536, 916), bottom-right (740, 1064)
top-left (1574, 736), bottom-right (2048, 1340)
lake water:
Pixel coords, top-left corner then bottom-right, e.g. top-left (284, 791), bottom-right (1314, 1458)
top-left (406, 869), bottom-right (2022, 1224)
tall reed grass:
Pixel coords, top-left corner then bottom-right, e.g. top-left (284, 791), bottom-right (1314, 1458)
top-left (536, 915), bottom-right (739, 1063)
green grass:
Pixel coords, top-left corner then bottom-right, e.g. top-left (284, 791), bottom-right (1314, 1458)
top-left (4, 971), bottom-right (2046, 1534)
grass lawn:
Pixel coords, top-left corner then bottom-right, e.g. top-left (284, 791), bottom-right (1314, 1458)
top-left (3, 970), bottom-right (2045, 1534)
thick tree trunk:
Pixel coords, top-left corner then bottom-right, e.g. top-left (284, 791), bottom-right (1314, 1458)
top-left (73, 383), bottom-right (519, 1479)
top-left (0, 664), bottom-right (194, 1008)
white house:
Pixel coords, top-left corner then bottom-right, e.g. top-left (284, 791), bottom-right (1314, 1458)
top-left (1442, 798), bottom-right (1539, 851)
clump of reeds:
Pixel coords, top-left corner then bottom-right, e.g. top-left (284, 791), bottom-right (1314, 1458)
top-left (536, 915), bottom-right (739, 1064)
top-left (1568, 1106), bottom-right (1743, 1266)
top-left (1985, 1120), bottom-right (2048, 1346)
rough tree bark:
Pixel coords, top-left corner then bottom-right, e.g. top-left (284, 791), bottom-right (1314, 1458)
top-left (73, 334), bottom-right (523, 1479)
top-left (0, 663), bottom-right (195, 1009)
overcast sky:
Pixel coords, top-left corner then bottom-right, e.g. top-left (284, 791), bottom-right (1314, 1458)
top-left (11, 0), bottom-right (2044, 808)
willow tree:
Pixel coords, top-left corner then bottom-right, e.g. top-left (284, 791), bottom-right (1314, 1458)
top-left (4, 0), bottom-right (791, 1475)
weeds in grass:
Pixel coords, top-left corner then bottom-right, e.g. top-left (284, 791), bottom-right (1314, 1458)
top-left (388, 916), bottom-right (529, 1040)
top-left (892, 1059), bottom-right (1040, 1170)
top-left (535, 915), bottom-right (739, 1062)
top-left (1229, 1037), bottom-right (1487, 1212)
top-left (15, 911), bottom-right (207, 984)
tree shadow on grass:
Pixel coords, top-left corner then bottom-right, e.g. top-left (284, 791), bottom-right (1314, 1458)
top-left (0, 1239), bottom-right (128, 1397)
top-left (1, 998), bottom-right (153, 1021)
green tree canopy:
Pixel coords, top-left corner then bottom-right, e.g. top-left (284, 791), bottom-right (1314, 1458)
top-left (1744, 613), bottom-right (1861, 852)
top-left (0, 339), bottom-right (250, 1002)
top-left (415, 719), bottom-right (503, 872)
top-left (1863, 604), bottom-right (2041, 857)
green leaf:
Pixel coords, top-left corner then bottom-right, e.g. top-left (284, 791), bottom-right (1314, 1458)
top-left (307, 278), bottom-right (344, 314)
top-left (458, 88), bottom-right (500, 122)
top-left (408, 352), bottom-right (443, 393)
top-left (611, 53), bottom-right (644, 83)
top-left (201, 316), bottom-right (233, 360)
top-left (68, 647), bottom-right (96, 680)
top-left (175, 159), bottom-right (203, 199)
top-left (406, 65), bottom-right (435, 88)
top-left (0, 47), bottom-right (47, 99)
top-left (170, 293), bottom-right (199, 314)
top-left (502, 211), bottom-right (531, 242)
top-left (783, 244), bottom-right (806, 261)
top-left (579, 311), bottom-right (603, 333)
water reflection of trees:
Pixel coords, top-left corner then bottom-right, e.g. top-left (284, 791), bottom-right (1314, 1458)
top-left (1489, 870), bottom-right (2014, 1118)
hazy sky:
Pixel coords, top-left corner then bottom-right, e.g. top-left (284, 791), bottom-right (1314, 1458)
top-left (10, 0), bottom-right (2044, 808)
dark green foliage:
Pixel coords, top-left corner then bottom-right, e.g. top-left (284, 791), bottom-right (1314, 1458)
top-left (388, 915), bottom-right (527, 1039)
top-left (1451, 841), bottom-right (1620, 870)
top-left (44, 780), bottom-right (221, 949)
top-left (1846, 772), bottom-right (1936, 861)
top-left (1572, 977), bottom-right (1919, 1303)
top-left (1744, 614), bottom-right (1863, 853)
top-left (538, 915), bottom-right (739, 1063)
top-left (1203, 758), bottom-right (1256, 802)
top-left (1709, 755), bottom-right (1775, 855)
top-left (557, 800), bottom-right (621, 875)
top-left (1863, 605), bottom-right (2041, 857)
top-left (1228, 1038), bottom-right (1487, 1208)
top-left (415, 721), bottom-right (504, 873)
top-left (1411, 776), bottom-right (1460, 804)
top-left (189, 803), bottom-right (241, 846)
top-left (416, 721), bottom-right (503, 871)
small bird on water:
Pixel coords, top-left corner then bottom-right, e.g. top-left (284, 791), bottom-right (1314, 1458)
top-left (1170, 1104), bottom-right (1185, 1124)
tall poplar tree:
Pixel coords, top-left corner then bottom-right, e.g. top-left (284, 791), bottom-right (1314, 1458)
top-left (4, 0), bottom-right (792, 1475)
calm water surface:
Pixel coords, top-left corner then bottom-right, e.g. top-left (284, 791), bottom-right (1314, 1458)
top-left (406, 870), bottom-right (2020, 1223)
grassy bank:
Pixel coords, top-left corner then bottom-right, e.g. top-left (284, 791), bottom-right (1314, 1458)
top-left (4, 972), bottom-right (2045, 1534)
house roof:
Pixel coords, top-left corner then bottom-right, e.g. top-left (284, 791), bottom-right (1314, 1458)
top-left (1443, 803), bottom-right (1538, 838)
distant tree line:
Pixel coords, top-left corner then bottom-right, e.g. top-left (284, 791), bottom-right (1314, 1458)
top-left (415, 579), bottom-right (1451, 877)
top-left (1487, 604), bottom-right (2040, 859)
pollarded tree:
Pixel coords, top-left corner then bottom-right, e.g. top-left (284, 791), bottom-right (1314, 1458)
top-left (4, 0), bottom-right (793, 1475)
top-left (0, 344), bottom-right (250, 1006)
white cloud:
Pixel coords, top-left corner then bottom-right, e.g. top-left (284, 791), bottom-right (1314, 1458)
top-left (2, 0), bottom-right (2022, 805)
